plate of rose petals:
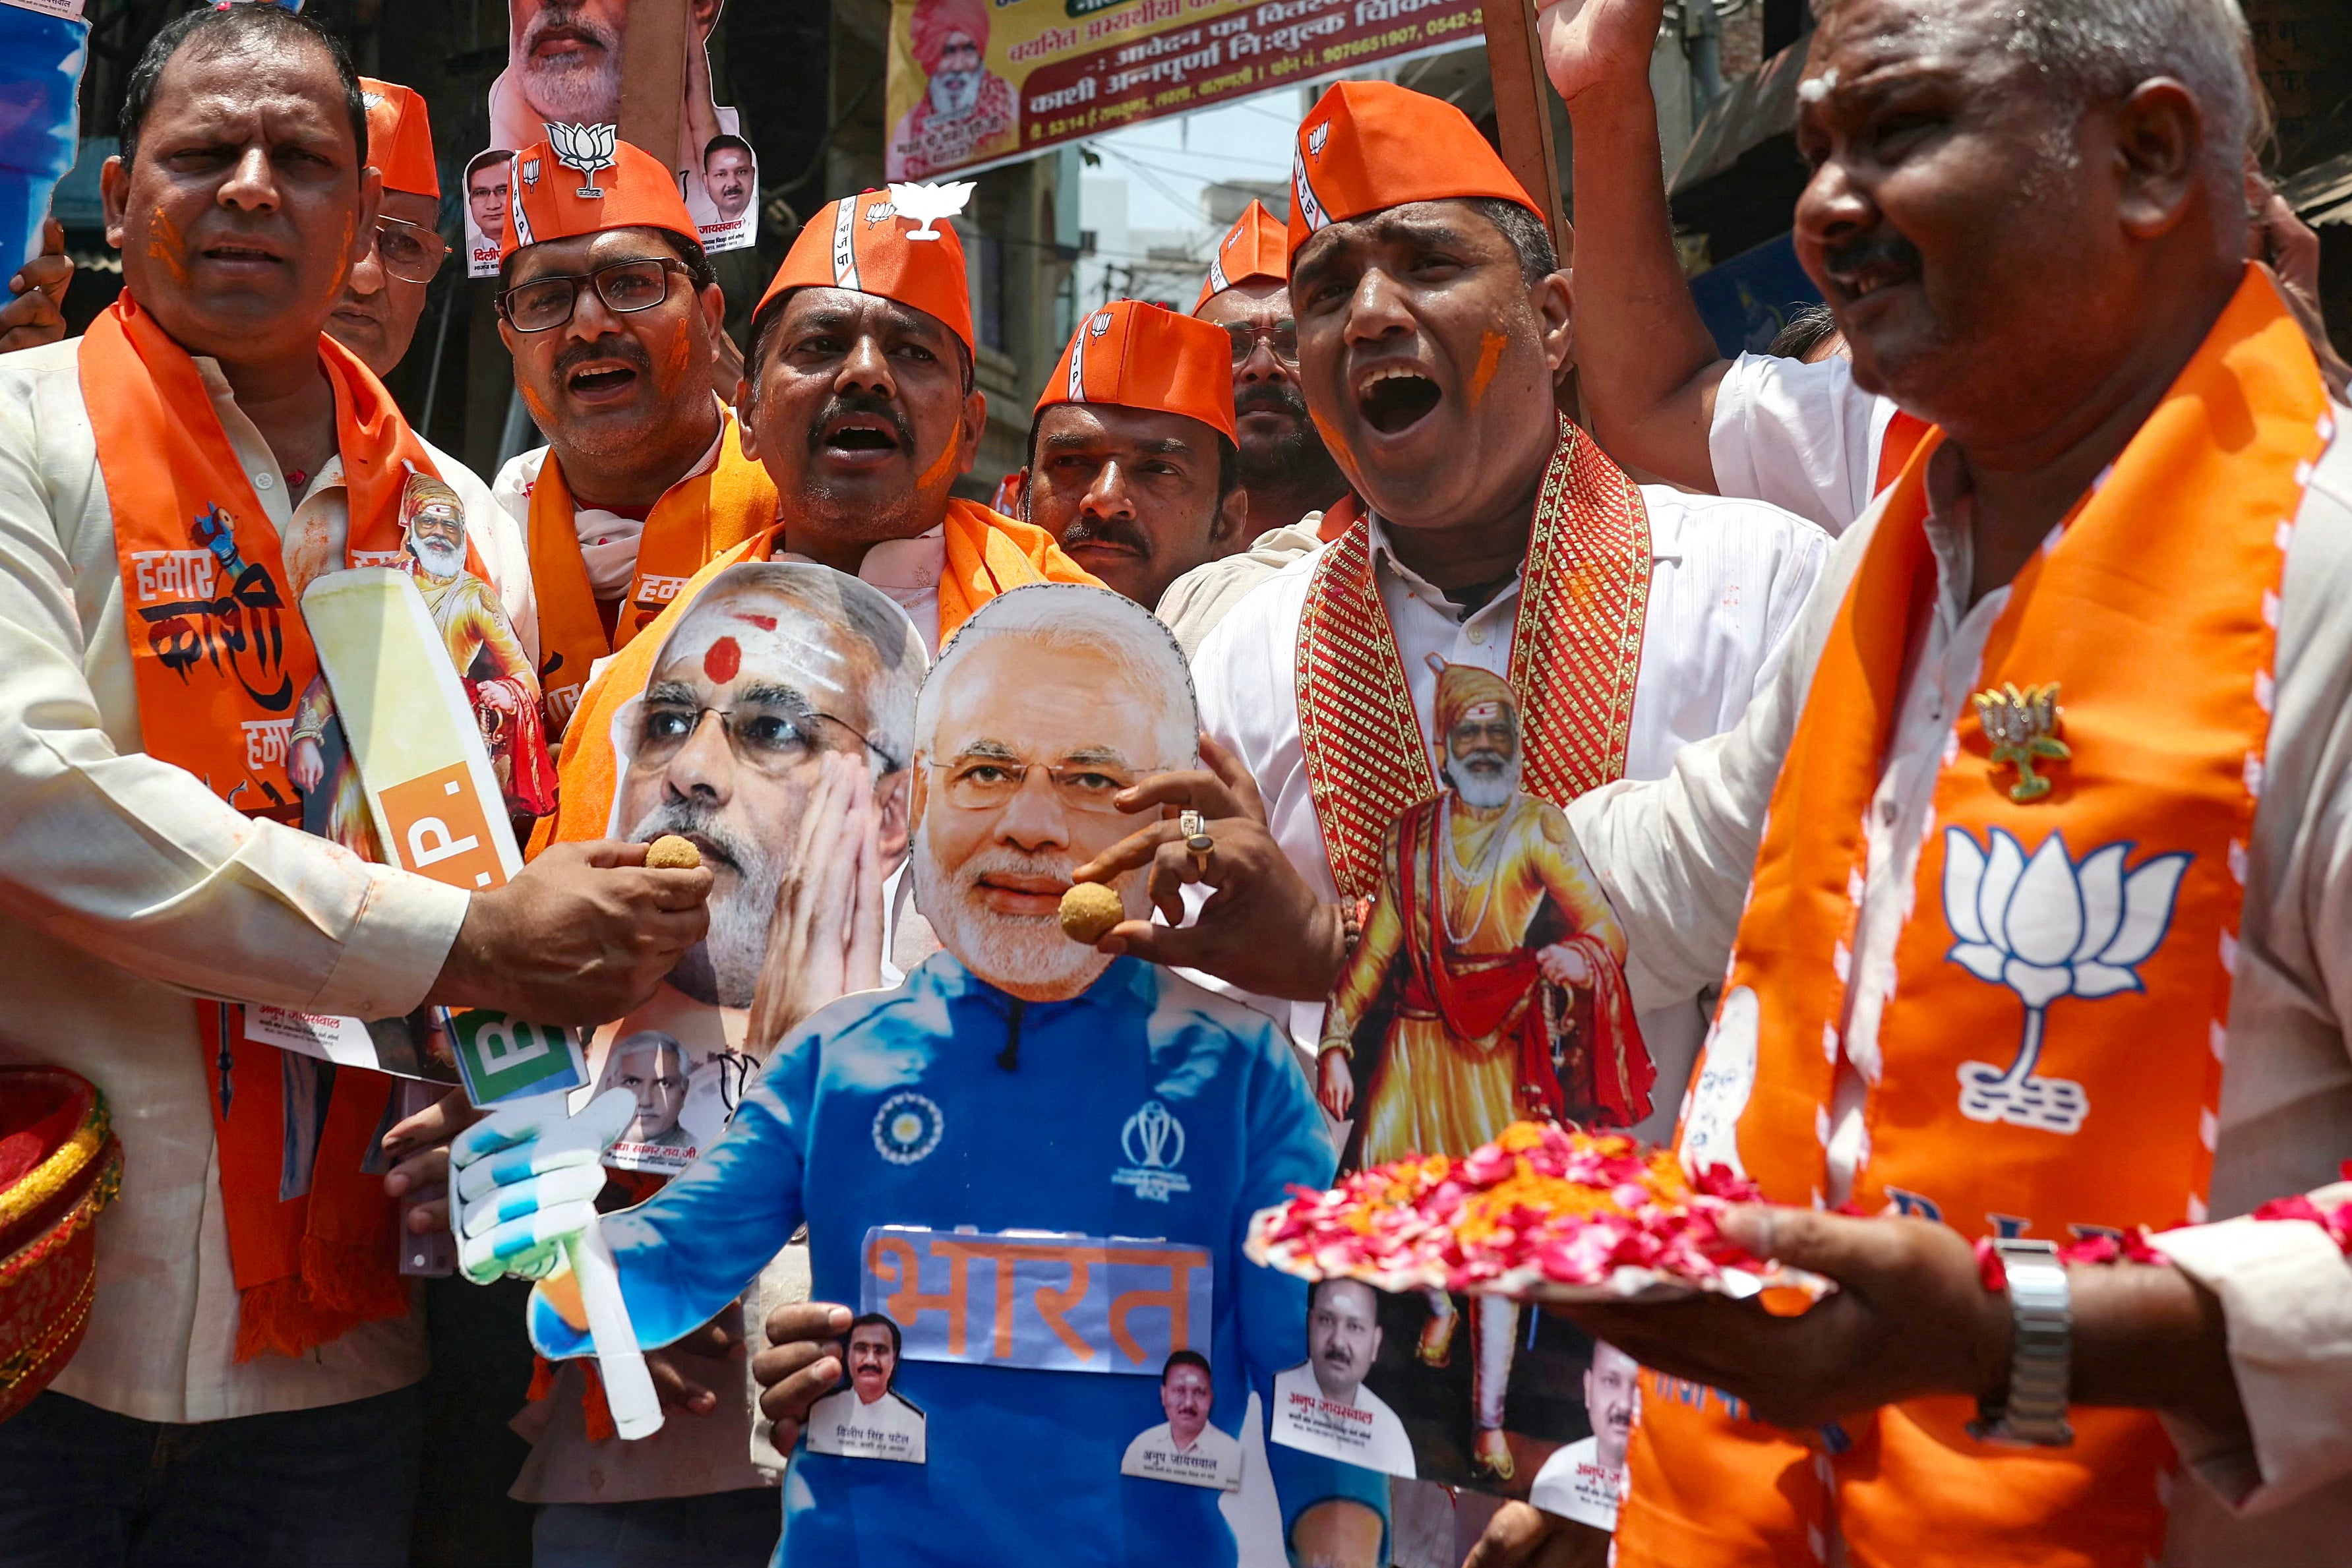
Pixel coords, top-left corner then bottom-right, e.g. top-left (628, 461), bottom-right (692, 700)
top-left (1246, 1120), bottom-right (1826, 1304)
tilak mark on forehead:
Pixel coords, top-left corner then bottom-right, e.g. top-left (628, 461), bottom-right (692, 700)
top-left (705, 636), bottom-right (742, 684)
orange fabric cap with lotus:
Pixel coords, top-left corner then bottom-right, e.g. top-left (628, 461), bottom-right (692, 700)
top-left (1195, 198), bottom-right (1288, 310)
top-left (1037, 299), bottom-right (1236, 443)
top-left (753, 189), bottom-right (979, 355)
top-left (1287, 80), bottom-right (1540, 255)
top-left (360, 77), bottom-right (438, 202)
top-left (500, 131), bottom-right (698, 261)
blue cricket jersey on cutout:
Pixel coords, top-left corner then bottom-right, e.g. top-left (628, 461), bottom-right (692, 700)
top-left (531, 953), bottom-right (1388, 1567)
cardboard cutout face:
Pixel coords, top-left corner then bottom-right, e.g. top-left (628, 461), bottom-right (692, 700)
top-left (907, 584), bottom-right (1197, 1003)
top-left (587, 561), bottom-right (926, 1173)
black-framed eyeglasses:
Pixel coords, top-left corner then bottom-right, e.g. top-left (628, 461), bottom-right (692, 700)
top-left (1222, 320), bottom-right (1298, 366)
top-left (634, 701), bottom-right (891, 773)
top-left (922, 756), bottom-right (1155, 815)
top-left (373, 215), bottom-right (449, 286)
top-left (497, 256), bottom-right (688, 333)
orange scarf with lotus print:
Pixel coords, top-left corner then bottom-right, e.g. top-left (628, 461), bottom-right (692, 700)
top-left (1615, 269), bottom-right (2332, 1567)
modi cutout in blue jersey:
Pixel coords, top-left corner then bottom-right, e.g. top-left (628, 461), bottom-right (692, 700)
top-left (481, 585), bottom-right (1387, 1567)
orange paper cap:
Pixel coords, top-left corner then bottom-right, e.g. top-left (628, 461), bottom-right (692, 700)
top-left (500, 129), bottom-right (699, 262)
top-left (361, 78), bottom-right (438, 201)
top-left (1195, 199), bottom-right (1288, 311)
top-left (1037, 299), bottom-right (1236, 444)
top-left (1288, 80), bottom-right (1540, 255)
top-left (754, 188), bottom-right (977, 355)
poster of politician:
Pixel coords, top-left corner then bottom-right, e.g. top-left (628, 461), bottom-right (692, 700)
top-left (1272, 659), bottom-right (1654, 1493)
top-left (472, 0), bottom-right (758, 276)
top-left (883, 0), bottom-right (1486, 181)
top-left (582, 560), bottom-right (927, 1173)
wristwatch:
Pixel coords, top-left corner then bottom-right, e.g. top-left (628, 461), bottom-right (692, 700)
top-left (1968, 1237), bottom-right (2075, 1447)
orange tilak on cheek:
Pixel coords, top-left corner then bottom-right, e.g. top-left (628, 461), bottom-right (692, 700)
top-left (519, 381), bottom-right (556, 425)
top-left (915, 425), bottom-right (960, 491)
top-left (656, 321), bottom-right (694, 397)
top-left (1310, 404), bottom-right (1348, 455)
top-left (1468, 330), bottom-right (1507, 407)
top-left (146, 209), bottom-right (192, 287)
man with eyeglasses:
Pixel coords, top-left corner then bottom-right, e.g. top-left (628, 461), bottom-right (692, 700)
top-left (1021, 299), bottom-right (1248, 612)
top-left (0, 9), bottom-right (711, 1562)
top-left (1159, 199), bottom-right (1354, 655)
top-left (454, 584), bottom-right (1389, 1568)
top-left (489, 132), bottom-right (777, 738)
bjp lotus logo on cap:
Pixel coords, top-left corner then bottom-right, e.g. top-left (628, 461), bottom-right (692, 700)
top-left (887, 180), bottom-right (977, 241)
top-left (545, 121), bottom-right (618, 199)
top-left (520, 156), bottom-right (541, 189)
top-left (1307, 123), bottom-right (1330, 158)
top-left (1090, 311), bottom-right (1112, 336)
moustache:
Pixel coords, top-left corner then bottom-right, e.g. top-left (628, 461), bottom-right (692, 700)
top-left (554, 332), bottom-right (651, 380)
top-left (1823, 229), bottom-right (1922, 281)
top-left (1459, 749), bottom-right (1512, 770)
top-left (1234, 382), bottom-right (1308, 421)
top-left (958, 846), bottom-right (1079, 902)
top-left (634, 800), bottom-right (752, 876)
top-left (1057, 512), bottom-right (1152, 557)
top-left (524, 1), bottom-right (618, 52)
top-left (808, 390), bottom-right (915, 452)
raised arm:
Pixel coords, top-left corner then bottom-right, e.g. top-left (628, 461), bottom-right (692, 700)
top-left (1542, 0), bottom-right (1730, 490)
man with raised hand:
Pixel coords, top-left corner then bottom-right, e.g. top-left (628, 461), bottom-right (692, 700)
top-left (1024, 297), bottom-right (1248, 611)
top-left (1159, 198), bottom-right (1354, 654)
top-left (533, 186), bottom-right (1095, 849)
top-left (456, 586), bottom-right (1386, 1568)
top-left (490, 130), bottom-right (775, 737)
top-left (1544, 0), bottom-right (2342, 536)
top-left (0, 9), bottom-right (708, 1561)
top-left (1468, 1), bottom-right (2352, 1564)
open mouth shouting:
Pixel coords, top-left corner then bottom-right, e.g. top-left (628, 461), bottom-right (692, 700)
top-left (1353, 360), bottom-right (1444, 437)
top-left (555, 334), bottom-right (649, 407)
top-left (809, 393), bottom-right (914, 471)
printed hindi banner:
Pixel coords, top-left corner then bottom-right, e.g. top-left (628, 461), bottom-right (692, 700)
top-left (883, 0), bottom-right (1485, 181)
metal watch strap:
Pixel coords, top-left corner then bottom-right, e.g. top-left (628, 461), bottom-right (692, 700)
top-left (1968, 1237), bottom-right (2075, 1447)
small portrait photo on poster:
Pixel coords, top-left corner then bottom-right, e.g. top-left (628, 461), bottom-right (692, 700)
top-left (805, 1312), bottom-right (928, 1464)
top-left (1271, 1278), bottom-right (1416, 1478)
top-left (686, 132), bottom-right (758, 254)
top-left (1526, 1339), bottom-right (1637, 1530)
top-left (462, 148), bottom-right (511, 279)
top-left (1120, 1351), bottom-right (1242, 1492)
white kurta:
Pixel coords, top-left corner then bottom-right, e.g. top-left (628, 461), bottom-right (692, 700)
top-left (1708, 349), bottom-right (1899, 538)
top-left (1191, 486), bottom-right (1832, 1142)
top-left (0, 337), bottom-right (491, 1423)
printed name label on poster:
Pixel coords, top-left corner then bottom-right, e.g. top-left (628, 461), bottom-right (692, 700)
top-left (859, 1225), bottom-right (1211, 1375)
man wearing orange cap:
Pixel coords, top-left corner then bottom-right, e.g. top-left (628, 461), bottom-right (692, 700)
top-left (1068, 77), bottom-right (1824, 1520)
top-left (1022, 298), bottom-right (1248, 610)
top-left (487, 131), bottom-right (776, 738)
top-left (1159, 199), bottom-right (1353, 654)
top-left (0, 9), bottom-right (710, 1562)
top-left (532, 186), bottom-right (1097, 859)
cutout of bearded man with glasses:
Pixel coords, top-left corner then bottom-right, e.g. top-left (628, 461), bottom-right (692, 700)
top-left (590, 560), bottom-right (928, 1168)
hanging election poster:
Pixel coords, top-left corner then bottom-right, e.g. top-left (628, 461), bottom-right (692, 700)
top-left (883, 0), bottom-right (1486, 181)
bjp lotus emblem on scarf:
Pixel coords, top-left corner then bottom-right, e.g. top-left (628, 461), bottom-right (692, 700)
top-left (546, 121), bottom-right (618, 198)
top-left (1974, 681), bottom-right (2070, 802)
top-left (1943, 826), bottom-right (2188, 1134)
